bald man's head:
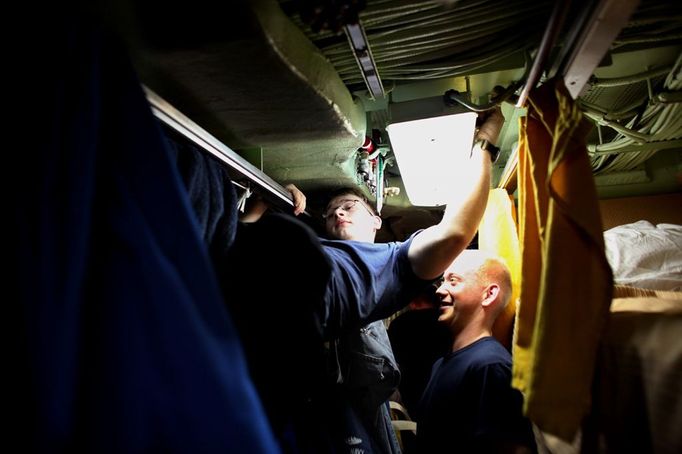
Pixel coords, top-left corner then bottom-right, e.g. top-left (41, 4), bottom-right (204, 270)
top-left (446, 250), bottom-right (512, 313)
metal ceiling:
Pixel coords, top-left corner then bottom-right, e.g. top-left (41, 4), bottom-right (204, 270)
top-left (279, 0), bottom-right (682, 201)
top-left (284, 0), bottom-right (552, 84)
top-left (129, 0), bottom-right (681, 239)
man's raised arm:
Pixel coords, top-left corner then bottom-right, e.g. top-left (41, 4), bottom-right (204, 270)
top-left (408, 108), bottom-right (505, 280)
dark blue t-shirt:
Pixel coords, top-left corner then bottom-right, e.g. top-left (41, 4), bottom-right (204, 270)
top-left (320, 233), bottom-right (432, 339)
top-left (416, 337), bottom-right (536, 453)
top-left (318, 233), bottom-right (435, 453)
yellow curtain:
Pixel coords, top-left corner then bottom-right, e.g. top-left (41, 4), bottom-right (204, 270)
top-left (512, 79), bottom-right (613, 440)
top-left (478, 188), bottom-right (521, 350)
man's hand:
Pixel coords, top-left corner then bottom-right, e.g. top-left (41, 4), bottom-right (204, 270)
top-left (285, 184), bottom-right (306, 216)
top-left (476, 107), bottom-right (505, 145)
top-left (240, 183), bottom-right (306, 223)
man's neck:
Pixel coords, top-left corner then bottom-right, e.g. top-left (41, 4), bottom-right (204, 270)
top-left (451, 325), bottom-right (492, 352)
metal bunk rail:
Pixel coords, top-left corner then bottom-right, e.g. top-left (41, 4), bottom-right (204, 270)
top-left (143, 86), bottom-right (295, 209)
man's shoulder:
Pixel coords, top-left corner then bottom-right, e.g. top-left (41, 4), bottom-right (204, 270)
top-left (464, 337), bottom-right (512, 369)
top-left (320, 238), bottom-right (404, 260)
top-left (320, 237), bottom-right (401, 248)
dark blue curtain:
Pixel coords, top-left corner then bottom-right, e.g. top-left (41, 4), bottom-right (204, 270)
top-left (10, 7), bottom-right (278, 452)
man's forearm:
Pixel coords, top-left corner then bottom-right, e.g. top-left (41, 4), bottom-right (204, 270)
top-left (408, 144), bottom-right (491, 280)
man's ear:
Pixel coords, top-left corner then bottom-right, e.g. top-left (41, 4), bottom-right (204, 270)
top-left (481, 284), bottom-right (500, 308)
top-left (373, 215), bottom-right (382, 231)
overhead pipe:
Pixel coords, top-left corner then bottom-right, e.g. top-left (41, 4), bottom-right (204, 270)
top-left (443, 52), bottom-right (532, 112)
top-left (500, 1), bottom-right (573, 192)
top-left (516, 0), bottom-right (572, 107)
top-left (590, 66), bottom-right (671, 88)
top-left (588, 138), bottom-right (682, 155)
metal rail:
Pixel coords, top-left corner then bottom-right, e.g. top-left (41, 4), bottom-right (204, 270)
top-left (501, 0), bottom-right (638, 192)
top-left (143, 86), bottom-right (294, 209)
top-left (516, 0), bottom-right (572, 107)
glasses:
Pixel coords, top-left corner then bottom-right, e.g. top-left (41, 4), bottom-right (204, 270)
top-left (322, 199), bottom-right (373, 219)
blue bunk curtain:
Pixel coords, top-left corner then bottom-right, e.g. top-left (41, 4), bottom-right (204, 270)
top-left (11, 7), bottom-right (278, 453)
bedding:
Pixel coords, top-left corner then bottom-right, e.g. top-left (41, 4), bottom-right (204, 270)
top-left (593, 286), bottom-right (682, 454)
top-left (603, 221), bottom-right (682, 291)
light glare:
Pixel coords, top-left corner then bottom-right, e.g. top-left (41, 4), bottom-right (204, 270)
top-left (387, 112), bottom-right (477, 206)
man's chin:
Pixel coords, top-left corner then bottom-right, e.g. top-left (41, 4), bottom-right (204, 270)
top-left (334, 229), bottom-right (355, 240)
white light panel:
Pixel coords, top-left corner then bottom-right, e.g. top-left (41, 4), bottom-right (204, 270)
top-left (387, 112), bottom-right (477, 206)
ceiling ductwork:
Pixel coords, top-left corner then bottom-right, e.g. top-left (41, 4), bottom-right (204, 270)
top-left (120, 0), bottom-right (680, 237)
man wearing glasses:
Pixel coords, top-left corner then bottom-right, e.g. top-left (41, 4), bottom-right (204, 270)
top-left (306, 108), bottom-right (504, 453)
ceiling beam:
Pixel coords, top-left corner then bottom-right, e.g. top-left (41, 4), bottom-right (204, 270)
top-left (561, 0), bottom-right (641, 99)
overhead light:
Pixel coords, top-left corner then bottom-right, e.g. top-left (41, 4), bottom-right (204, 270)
top-left (344, 23), bottom-right (384, 100)
top-left (387, 112), bottom-right (478, 206)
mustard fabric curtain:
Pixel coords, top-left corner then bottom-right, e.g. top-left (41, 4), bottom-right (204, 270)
top-left (512, 79), bottom-right (613, 440)
top-left (478, 188), bottom-right (521, 350)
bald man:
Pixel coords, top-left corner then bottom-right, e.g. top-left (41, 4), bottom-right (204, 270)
top-left (416, 250), bottom-right (536, 453)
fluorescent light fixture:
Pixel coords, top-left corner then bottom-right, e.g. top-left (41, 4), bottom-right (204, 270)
top-left (387, 112), bottom-right (477, 206)
top-left (344, 23), bottom-right (385, 100)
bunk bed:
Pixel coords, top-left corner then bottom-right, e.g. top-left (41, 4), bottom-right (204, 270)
top-left (590, 199), bottom-right (682, 453)
top-left (533, 195), bottom-right (682, 454)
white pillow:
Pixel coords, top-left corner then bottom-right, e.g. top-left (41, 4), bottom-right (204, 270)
top-left (604, 221), bottom-right (682, 291)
